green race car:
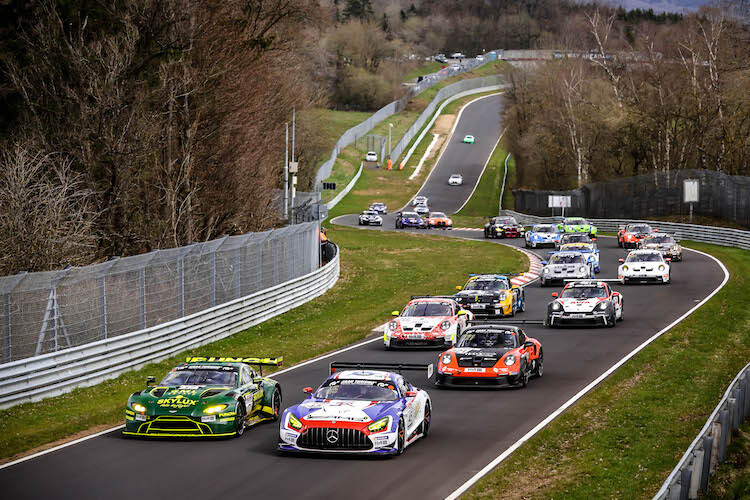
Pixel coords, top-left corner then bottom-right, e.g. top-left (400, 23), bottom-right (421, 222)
top-left (557, 217), bottom-right (598, 237)
top-left (124, 356), bottom-right (283, 438)
top-left (463, 134), bottom-right (475, 144)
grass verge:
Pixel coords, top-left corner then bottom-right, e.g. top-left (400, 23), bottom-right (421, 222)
top-left (464, 242), bottom-right (750, 500)
top-left (704, 421), bottom-right (750, 499)
top-left (321, 61), bottom-right (510, 203)
top-left (0, 225), bottom-right (525, 462)
top-left (328, 92), bottom-right (502, 217)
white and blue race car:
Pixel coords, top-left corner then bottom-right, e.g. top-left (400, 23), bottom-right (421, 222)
top-left (525, 224), bottom-right (561, 248)
top-left (558, 242), bottom-right (600, 273)
top-left (279, 362), bottom-right (433, 456)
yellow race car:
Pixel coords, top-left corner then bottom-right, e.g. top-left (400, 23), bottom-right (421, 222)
top-left (453, 274), bottom-right (525, 317)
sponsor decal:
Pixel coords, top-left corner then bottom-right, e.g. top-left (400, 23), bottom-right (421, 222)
top-left (157, 395), bottom-right (198, 409)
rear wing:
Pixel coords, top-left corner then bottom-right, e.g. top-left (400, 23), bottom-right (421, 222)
top-left (185, 356), bottom-right (283, 375)
top-left (465, 318), bottom-right (544, 326)
top-left (467, 273), bottom-right (520, 277)
top-left (410, 295), bottom-right (457, 300)
top-left (330, 361), bottom-right (434, 379)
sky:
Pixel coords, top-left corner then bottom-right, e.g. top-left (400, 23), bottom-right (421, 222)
top-left (611, 0), bottom-right (709, 13)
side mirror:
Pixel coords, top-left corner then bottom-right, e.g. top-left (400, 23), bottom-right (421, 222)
top-left (511, 285), bottom-right (519, 290)
top-left (591, 237), bottom-right (597, 241)
top-left (551, 292), bottom-right (559, 298)
top-left (666, 258), bottom-right (671, 262)
top-left (541, 261), bottom-right (547, 265)
top-left (524, 341), bottom-right (535, 348)
top-left (455, 286), bottom-right (462, 290)
top-left (618, 258), bottom-right (625, 263)
top-left (654, 229), bottom-right (659, 232)
top-left (457, 310), bottom-right (467, 316)
top-left (303, 387), bottom-right (313, 394)
top-left (391, 310), bottom-right (399, 316)
top-left (405, 391), bottom-right (417, 397)
top-left (146, 376), bottom-right (156, 388)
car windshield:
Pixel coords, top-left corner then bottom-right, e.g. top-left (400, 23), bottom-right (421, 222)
top-left (495, 218), bottom-right (518, 225)
top-left (463, 279), bottom-right (508, 291)
top-left (562, 245), bottom-right (592, 253)
top-left (315, 380), bottom-right (399, 401)
top-left (549, 254), bottom-right (585, 264)
top-left (645, 235), bottom-right (675, 244)
top-left (431, 212), bottom-right (447, 218)
top-left (457, 330), bottom-right (519, 348)
top-left (628, 224), bottom-right (652, 233)
top-left (534, 225), bottom-right (557, 233)
top-left (560, 286), bottom-right (607, 298)
top-left (565, 219), bottom-right (587, 225)
top-left (362, 211), bottom-right (378, 215)
top-left (562, 234), bottom-right (589, 244)
top-left (402, 301), bottom-right (453, 317)
top-left (402, 212), bottom-right (418, 218)
top-left (626, 253), bottom-right (663, 262)
top-left (160, 368), bottom-right (238, 387)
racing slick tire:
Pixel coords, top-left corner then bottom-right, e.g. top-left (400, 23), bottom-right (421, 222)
top-left (235, 399), bottom-right (247, 436)
top-left (358, 220), bottom-right (363, 226)
top-left (395, 418), bottom-right (406, 455)
top-left (606, 311), bottom-right (617, 328)
top-left (546, 315), bottom-right (554, 327)
top-left (618, 305), bottom-right (624, 322)
top-left (532, 349), bottom-right (544, 378)
top-left (519, 361), bottom-right (529, 388)
top-left (509, 302), bottom-right (516, 317)
top-left (524, 239), bottom-right (530, 248)
top-left (270, 387), bottom-right (282, 421)
top-left (617, 238), bottom-right (622, 248)
top-left (519, 296), bottom-right (526, 313)
top-left (422, 402), bottom-right (431, 437)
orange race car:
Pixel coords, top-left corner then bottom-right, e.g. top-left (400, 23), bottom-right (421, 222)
top-left (435, 323), bottom-right (542, 388)
top-left (617, 223), bottom-right (655, 249)
top-left (427, 211), bottom-right (453, 229)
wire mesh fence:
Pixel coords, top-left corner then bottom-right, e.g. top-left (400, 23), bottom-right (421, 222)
top-left (0, 222), bottom-right (320, 363)
top-left (313, 51), bottom-right (501, 185)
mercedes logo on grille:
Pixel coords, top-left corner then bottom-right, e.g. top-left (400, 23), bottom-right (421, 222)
top-left (326, 429), bottom-right (339, 443)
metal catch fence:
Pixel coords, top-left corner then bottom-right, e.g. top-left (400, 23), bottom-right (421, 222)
top-left (0, 222), bottom-right (320, 364)
top-left (314, 51), bottom-right (501, 185)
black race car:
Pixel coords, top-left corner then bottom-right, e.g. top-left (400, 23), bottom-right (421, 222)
top-left (484, 216), bottom-right (525, 239)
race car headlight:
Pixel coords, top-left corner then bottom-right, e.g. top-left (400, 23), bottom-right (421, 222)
top-left (671, 245), bottom-right (679, 252)
top-left (388, 321), bottom-right (398, 331)
top-left (596, 302), bottom-right (609, 311)
top-left (440, 321), bottom-right (451, 331)
top-left (441, 353), bottom-right (453, 365)
top-left (503, 355), bottom-right (516, 366)
top-left (287, 413), bottom-right (303, 430)
top-left (579, 266), bottom-right (587, 273)
top-left (133, 403), bottom-right (146, 413)
top-left (368, 417), bottom-right (390, 433)
top-left (497, 292), bottom-right (507, 301)
top-left (658, 265), bottom-right (665, 271)
top-left (203, 404), bottom-right (227, 414)
top-left (622, 265), bottom-right (629, 271)
top-left (551, 301), bottom-right (562, 311)
top-left (543, 268), bottom-right (550, 274)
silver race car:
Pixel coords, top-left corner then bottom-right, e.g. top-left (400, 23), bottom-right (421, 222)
top-left (540, 251), bottom-right (593, 287)
top-left (638, 233), bottom-right (682, 261)
top-left (359, 210), bottom-right (383, 226)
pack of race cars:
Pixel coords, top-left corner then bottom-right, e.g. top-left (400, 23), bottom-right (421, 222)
top-left (123, 215), bottom-right (680, 458)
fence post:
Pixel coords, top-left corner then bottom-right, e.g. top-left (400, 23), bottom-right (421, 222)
top-left (690, 450), bottom-right (703, 498)
top-left (719, 409), bottom-right (729, 461)
top-left (274, 239), bottom-right (279, 285)
top-left (729, 396), bottom-right (738, 433)
top-left (701, 436), bottom-right (713, 492)
top-left (99, 275), bottom-right (107, 340)
top-left (139, 266), bottom-right (146, 330)
top-left (679, 468), bottom-right (691, 500)
top-left (235, 247), bottom-right (242, 299)
top-left (209, 248), bottom-right (216, 308)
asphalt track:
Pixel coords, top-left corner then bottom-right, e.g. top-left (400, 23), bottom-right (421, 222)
top-left (0, 95), bottom-right (725, 500)
top-left (403, 93), bottom-right (504, 214)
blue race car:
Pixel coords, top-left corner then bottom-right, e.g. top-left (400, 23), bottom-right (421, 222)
top-left (395, 211), bottom-right (427, 229)
top-left (278, 362), bottom-right (433, 456)
top-left (525, 224), bottom-right (561, 249)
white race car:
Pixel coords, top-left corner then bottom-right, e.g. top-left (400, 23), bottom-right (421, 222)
top-left (547, 281), bottom-right (623, 328)
top-left (540, 251), bottom-right (593, 287)
top-left (358, 210), bottom-right (383, 226)
top-left (618, 249), bottom-right (671, 284)
top-left (559, 242), bottom-right (600, 273)
top-left (414, 203), bottom-right (430, 216)
top-left (385, 298), bottom-right (471, 349)
top-left (365, 151), bottom-right (378, 163)
top-left (448, 174), bottom-right (463, 186)
top-left (412, 196), bottom-right (428, 206)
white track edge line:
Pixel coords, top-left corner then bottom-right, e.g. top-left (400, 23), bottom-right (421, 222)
top-left (0, 336), bottom-right (381, 470)
top-left (445, 245), bottom-right (730, 500)
top-left (399, 92), bottom-right (503, 212)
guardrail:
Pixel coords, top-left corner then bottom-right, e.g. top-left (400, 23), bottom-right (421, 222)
top-left (0, 245), bottom-right (340, 409)
top-left (654, 361), bottom-right (750, 499)
top-left (500, 210), bottom-right (750, 250)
